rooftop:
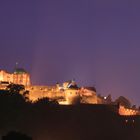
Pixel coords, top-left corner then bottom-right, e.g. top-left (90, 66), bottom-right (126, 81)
top-left (14, 68), bottom-right (27, 74)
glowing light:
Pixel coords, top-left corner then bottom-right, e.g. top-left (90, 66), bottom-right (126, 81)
top-left (125, 119), bottom-right (128, 123)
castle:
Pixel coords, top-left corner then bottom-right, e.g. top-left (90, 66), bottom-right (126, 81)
top-left (0, 67), bottom-right (139, 116)
top-left (0, 68), bottom-right (30, 86)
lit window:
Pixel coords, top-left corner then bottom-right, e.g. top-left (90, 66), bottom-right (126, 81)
top-left (125, 119), bottom-right (128, 123)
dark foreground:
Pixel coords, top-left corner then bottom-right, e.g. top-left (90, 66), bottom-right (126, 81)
top-left (0, 92), bottom-right (140, 140)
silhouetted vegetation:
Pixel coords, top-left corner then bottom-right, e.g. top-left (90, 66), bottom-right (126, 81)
top-left (6, 84), bottom-right (25, 94)
top-left (0, 85), bottom-right (140, 140)
top-left (2, 131), bottom-right (32, 140)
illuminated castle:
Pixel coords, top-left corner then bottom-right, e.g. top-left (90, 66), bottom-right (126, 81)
top-left (0, 68), bottom-right (30, 86)
top-left (0, 67), bottom-right (139, 116)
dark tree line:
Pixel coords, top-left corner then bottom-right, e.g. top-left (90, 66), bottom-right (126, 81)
top-left (2, 131), bottom-right (32, 140)
top-left (0, 84), bottom-right (140, 140)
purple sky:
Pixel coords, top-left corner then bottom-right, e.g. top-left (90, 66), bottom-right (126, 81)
top-left (0, 0), bottom-right (140, 105)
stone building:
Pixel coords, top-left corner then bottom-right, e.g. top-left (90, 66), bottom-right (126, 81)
top-left (0, 68), bottom-right (139, 116)
top-left (0, 68), bottom-right (30, 86)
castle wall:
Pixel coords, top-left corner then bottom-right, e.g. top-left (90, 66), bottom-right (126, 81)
top-left (0, 70), bottom-right (11, 83)
top-left (0, 70), bottom-right (30, 86)
top-left (26, 86), bottom-right (65, 102)
top-left (119, 105), bottom-right (140, 116)
top-left (26, 86), bottom-right (98, 105)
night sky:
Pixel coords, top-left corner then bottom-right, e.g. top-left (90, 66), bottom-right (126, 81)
top-left (0, 0), bottom-right (140, 105)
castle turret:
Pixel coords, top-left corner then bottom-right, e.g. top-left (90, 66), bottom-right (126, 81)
top-left (13, 68), bottom-right (31, 86)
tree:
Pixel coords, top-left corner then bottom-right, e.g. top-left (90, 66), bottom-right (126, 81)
top-left (6, 84), bottom-right (25, 94)
top-left (6, 84), bottom-right (30, 101)
top-left (22, 90), bottom-right (30, 101)
top-left (2, 131), bottom-right (32, 140)
top-left (34, 97), bottom-right (59, 107)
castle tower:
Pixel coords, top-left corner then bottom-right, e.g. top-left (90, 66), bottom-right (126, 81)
top-left (12, 68), bottom-right (31, 86)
